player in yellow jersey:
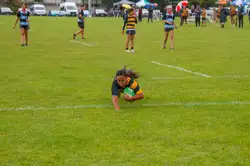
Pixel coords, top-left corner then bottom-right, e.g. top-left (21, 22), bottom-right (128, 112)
top-left (122, 9), bottom-right (137, 53)
top-left (111, 66), bottom-right (144, 111)
top-left (201, 8), bottom-right (206, 27)
top-left (180, 6), bottom-right (188, 27)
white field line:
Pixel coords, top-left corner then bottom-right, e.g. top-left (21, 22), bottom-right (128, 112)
top-left (0, 101), bottom-right (250, 111)
top-left (70, 40), bottom-right (92, 46)
top-left (152, 75), bottom-right (250, 80)
top-left (151, 61), bottom-right (212, 78)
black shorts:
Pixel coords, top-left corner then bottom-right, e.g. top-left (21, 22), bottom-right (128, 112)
top-left (126, 30), bottom-right (136, 35)
top-left (202, 17), bottom-right (206, 21)
top-left (182, 16), bottom-right (188, 19)
top-left (78, 22), bottom-right (84, 29)
top-left (164, 27), bottom-right (174, 32)
top-left (20, 25), bottom-right (29, 29)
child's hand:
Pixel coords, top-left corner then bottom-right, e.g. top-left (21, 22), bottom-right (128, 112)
top-left (122, 30), bottom-right (125, 34)
top-left (12, 25), bottom-right (16, 29)
top-left (124, 94), bottom-right (132, 101)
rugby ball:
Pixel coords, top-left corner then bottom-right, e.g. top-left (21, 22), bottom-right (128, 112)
top-left (124, 87), bottom-right (135, 97)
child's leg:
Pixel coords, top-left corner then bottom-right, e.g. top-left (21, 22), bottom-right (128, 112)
top-left (20, 28), bottom-right (25, 45)
top-left (126, 34), bottom-right (131, 50)
top-left (75, 29), bottom-right (83, 36)
top-left (170, 30), bottom-right (174, 49)
top-left (24, 29), bottom-right (28, 45)
top-left (81, 29), bottom-right (84, 39)
top-left (130, 35), bottom-right (135, 50)
top-left (163, 31), bottom-right (169, 48)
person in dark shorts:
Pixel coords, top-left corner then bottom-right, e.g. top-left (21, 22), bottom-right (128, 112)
top-left (194, 6), bottom-right (201, 27)
top-left (201, 8), bottom-right (206, 27)
top-left (148, 6), bottom-right (153, 23)
top-left (238, 4), bottom-right (244, 28)
top-left (122, 8), bottom-right (137, 52)
top-left (111, 65), bottom-right (144, 111)
top-left (13, 3), bottom-right (30, 46)
top-left (162, 5), bottom-right (176, 50)
top-left (220, 6), bottom-right (229, 28)
top-left (180, 6), bottom-right (188, 27)
top-left (73, 5), bottom-right (85, 39)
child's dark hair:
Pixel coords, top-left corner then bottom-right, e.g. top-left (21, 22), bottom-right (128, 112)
top-left (116, 65), bottom-right (139, 79)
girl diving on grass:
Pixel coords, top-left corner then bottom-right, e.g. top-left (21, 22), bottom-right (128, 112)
top-left (111, 66), bottom-right (144, 111)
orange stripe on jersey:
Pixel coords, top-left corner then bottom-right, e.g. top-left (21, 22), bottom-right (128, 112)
top-left (130, 81), bottom-right (137, 89)
top-left (136, 89), bottom-right (142, 95)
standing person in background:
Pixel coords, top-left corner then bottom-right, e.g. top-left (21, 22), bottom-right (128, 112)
top-left (13, 3), bottom-right (30, 46)
top-left (162, 5), bottom-right (177, 50)
top-left (194, 6), bottom-right (201, 27)
top-left (73, 5), bottom-right (85, 39)
top-left (216, 6), bottom-right (221, 23)
top-left (220, 6), bottom-right (228, 28)
top-left (138, 7), bottom-right (142, 22)
top-left (201, 8), bottom-right (206, 27)
top-left (180, 6), bottom-right (188, 27)
top-left (122, 8), bottom-right (137, 52)
top-left (230, 5), bottom-right (237, 27)
top-left (148, 6), bottom-right (153, 23)
top-left (238, 4), bottom-right (244, 28)
top-left (179, 6), bottom-right (183, 27)
top-left (248, 9), bottom-right (250, 23)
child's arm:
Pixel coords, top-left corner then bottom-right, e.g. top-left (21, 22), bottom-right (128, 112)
top-left (13, 17), bottom-right (19, 29)
top-left (122, 17), bottom-right (128, 33)
top-left (124, 93), bottom-right (144, 101)
top-left (112, 96), bottom-right (120, 111)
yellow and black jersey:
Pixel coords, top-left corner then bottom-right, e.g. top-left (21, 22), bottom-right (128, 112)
top-left (217, 9), bottom-right (221, 16)
top-left (112, 77), bottom-right (142, 96)
top-left (230, 6), bottom-right (237, 16)
top-left (182, 9), bottom-right (189, 17)
top-left (122, 15), bottom-right (137, 30)
top-left (201, 10), bottom-right (206, 18)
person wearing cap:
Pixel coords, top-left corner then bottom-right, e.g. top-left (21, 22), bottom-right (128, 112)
top-left (162, 5), bottom-right (177, 50)
top-left (73, 5), bottom-right (86, 39)
top-left (122, 8), bottom-right (138, 52)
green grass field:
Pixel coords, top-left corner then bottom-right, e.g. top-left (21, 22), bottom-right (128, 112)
top-left (0, 16), bottom-right (250, 165)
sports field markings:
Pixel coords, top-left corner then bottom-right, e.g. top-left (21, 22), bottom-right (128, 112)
top-left (0, 101), bottom-right (250, 111)
top-left (70, 40), bottom-right (92, 47)
top-left (152, 75), bottom-right (250, 80)
top-left (151, 61), bottom-right (212, 78)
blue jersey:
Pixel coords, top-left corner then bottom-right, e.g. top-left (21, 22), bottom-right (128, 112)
top-left (78, 10), bottom-right (84, 23)
top-left (163, 13), bottom-right (175, 29)
top-left (17, 10), bottom-right (30, 26)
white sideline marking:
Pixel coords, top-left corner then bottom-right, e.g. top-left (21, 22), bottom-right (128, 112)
top-left (152, 75), bottom-right (250, 80)
top-left (151, 61), bottom-right (212, 78)
top-left (0, 101), bottom-right (250, 111)
top-left (70, 40), bottom-right (92, 47)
